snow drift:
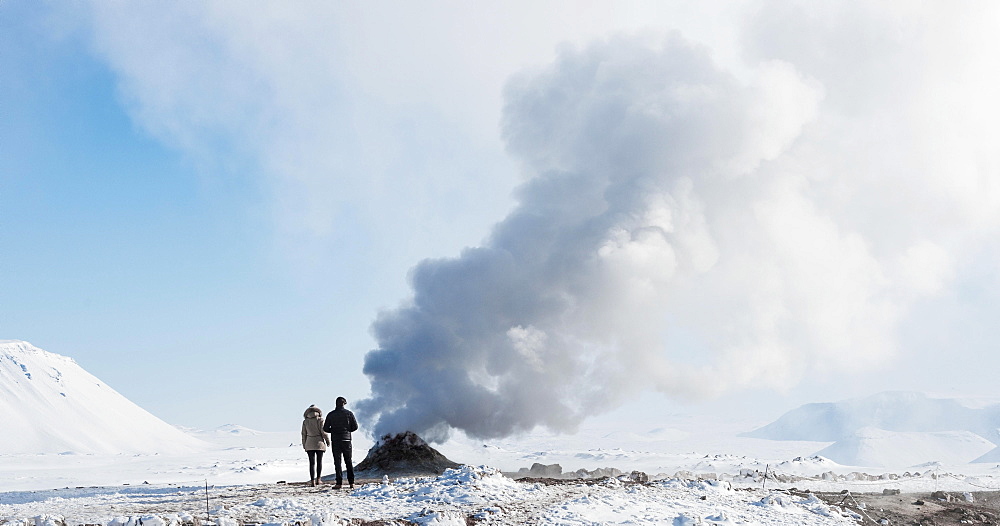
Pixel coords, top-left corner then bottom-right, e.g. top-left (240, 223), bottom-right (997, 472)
top-left (0, 340), bottom-right (206, 455)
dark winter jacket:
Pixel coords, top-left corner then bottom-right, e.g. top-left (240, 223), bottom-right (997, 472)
top-left (323, 407), bottom-right (359, 441)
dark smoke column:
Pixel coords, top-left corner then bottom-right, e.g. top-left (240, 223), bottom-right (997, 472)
top-left (358, 34), bottom-right (821, 443)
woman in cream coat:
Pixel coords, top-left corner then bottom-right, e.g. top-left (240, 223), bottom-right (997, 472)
top-left (301, 405), bottom-right (331, 486)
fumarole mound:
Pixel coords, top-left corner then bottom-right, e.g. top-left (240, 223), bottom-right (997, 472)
top-left (355, 431), bottom-right (461, 477)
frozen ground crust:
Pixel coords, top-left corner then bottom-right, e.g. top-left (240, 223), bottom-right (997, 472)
top-left (0, 466), bottom-right (859, 526)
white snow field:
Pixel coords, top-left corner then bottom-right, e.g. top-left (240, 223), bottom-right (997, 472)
top-left (1, 466), bottom-right (864, 526)
top-left (5, 340), bottom-right (1000, 525)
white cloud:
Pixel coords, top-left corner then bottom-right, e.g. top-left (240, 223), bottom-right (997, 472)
top-left (84, 2), bottom-right (749, 265)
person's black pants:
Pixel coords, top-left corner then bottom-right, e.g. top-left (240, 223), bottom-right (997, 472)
top-left (306, 449), bottom-right (324, 481)
top-left (331, 440), bottom-right (354, 484)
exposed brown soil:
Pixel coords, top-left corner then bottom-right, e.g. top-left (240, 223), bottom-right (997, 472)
top-left (808, 490), bottom-right (1000, 525)
top-left (513, 478), bottom-right (1000, 525)
top-left (512, 476), bottom-right (647, 487)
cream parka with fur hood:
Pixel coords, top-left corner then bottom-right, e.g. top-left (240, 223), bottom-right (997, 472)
top-left (301, 405), bottom-right (331, 451)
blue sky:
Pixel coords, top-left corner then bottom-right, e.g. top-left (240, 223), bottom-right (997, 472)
top-left (4, 2), bottom-right (1000, 436)
top-left (2, 1), bottom-right (529, 431)
top-left (2, 3), bottom-right (356, 428)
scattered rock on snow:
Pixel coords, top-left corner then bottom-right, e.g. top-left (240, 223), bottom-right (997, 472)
top-left (517, 463), bottom-right (563, 478)
top-left (626, 470), bottom-right (649, 483)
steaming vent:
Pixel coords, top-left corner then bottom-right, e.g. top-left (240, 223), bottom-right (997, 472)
top-left (355, 431), bottom-right (461, 477)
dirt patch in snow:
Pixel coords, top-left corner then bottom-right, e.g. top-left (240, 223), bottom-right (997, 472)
top-left (809, 489), bottom-right (1000, 525)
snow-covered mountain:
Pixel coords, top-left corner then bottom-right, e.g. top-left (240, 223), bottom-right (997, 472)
top-left (744, 391), bottom-right (1000, 442)
top-left (744, 391), bottom-right (1000, 467)
top-left (814, 427), bottom-right (995, 467)
top-left (973, 445), bottom-right (1000, 463)
top-left (0, 340), bottom-right (206, 455)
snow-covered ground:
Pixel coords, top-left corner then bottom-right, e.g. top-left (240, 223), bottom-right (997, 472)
top-left (7, 341), bottom-right (1000, 525)
top-left (0, 465), bottom-right (866, 526)
top-left (5, 421), bottom-right (1000, 526)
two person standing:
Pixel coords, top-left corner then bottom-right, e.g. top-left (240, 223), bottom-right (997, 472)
top-left (300, 396), bottom-right (358, 488)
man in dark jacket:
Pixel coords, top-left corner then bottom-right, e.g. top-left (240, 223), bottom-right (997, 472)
top-left (322, 396), bottom-right (359, 488)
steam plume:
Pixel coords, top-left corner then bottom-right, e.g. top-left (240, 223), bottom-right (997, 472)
top-left (359, 28), bottom-right (996, 442)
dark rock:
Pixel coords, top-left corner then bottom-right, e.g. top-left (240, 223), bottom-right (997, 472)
top-left (588, 467), bottom-right (622, 479)
top-left (531, 463), bottom-right (563, 477)
top-left (354, 431), bottom-right (461, 477)
top-left (627, 471), bottom-right (649, 483)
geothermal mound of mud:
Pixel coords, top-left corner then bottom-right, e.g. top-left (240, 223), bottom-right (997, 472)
top-left (355, 431), bottom-right (461, 476)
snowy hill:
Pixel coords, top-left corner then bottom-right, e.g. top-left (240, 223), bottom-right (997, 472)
top-left (0, 340), bottom-right (206, 455)
top-left (744, 391), bottom-right (1000, 467)
top-left (814, 427), bottom-right (995, 468)
top-left (743, 391), bottom-right (1000, 442)
top-left (972, 446), bottom-right (1000, 463)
